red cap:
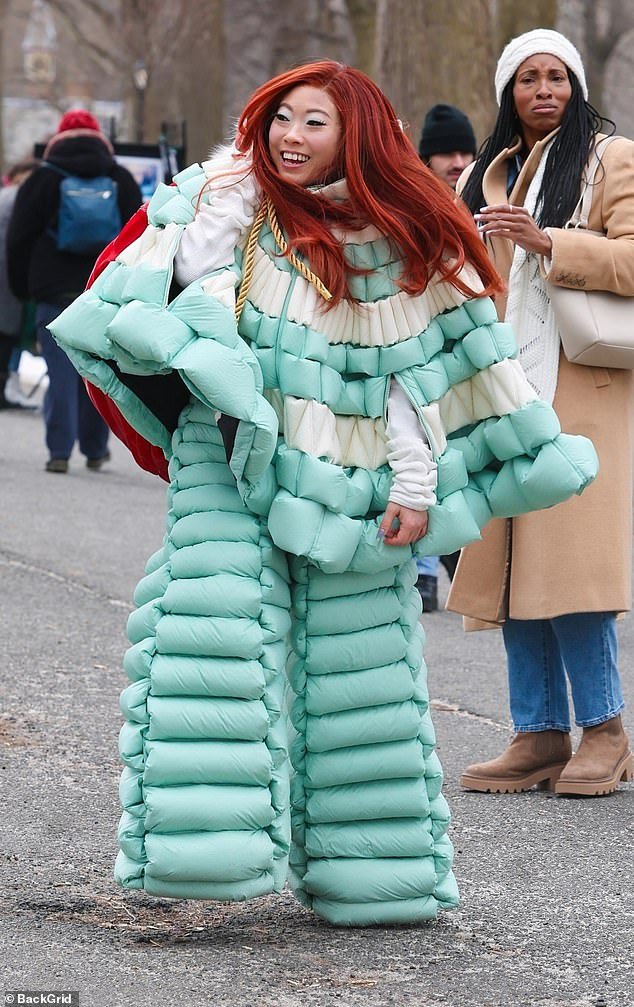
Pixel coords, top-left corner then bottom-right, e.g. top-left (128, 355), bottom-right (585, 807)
top-left (57, 109), bottom-right (101, 133)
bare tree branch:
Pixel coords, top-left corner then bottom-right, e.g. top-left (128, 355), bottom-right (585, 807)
top-left (45, 0), bottom-right (129, 75)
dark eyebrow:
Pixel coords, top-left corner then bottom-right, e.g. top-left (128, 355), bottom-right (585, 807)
top-left (276, 102), bottom-right (332, 118)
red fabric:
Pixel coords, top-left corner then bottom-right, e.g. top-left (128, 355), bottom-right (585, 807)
top-left (87, 204), bottom-right (149, 286)
top-left (84, 204), bottom-right (170, 482)
top-left (86, 385), bottom-right (169, 481)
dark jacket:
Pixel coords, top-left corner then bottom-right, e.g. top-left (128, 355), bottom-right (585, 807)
top-left (7, 134), bottom-right (142, 303)
top-left (0, 186), bottom-right (22, 335)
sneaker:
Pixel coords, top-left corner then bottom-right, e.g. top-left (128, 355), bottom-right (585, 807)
top-left (86, 450), bottom-right (111, 470)
top-left (46, 458), bottom-right (69, 473)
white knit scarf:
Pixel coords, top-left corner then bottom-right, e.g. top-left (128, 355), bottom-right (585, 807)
top-left (504, 141), bottom-right (560, 404)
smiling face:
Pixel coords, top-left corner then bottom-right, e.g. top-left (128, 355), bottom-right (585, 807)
top-left (268, 84), bottom-right (342, 187)
top-left (512, 54), bottom-right (573, 146)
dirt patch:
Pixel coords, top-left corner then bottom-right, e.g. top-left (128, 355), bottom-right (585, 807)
top-left (0, 714), bottom-right (33, 747)
top-left (14, 893), bottom-right (208, 943)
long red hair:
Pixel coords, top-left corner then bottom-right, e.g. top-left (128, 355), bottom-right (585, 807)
top-left (235, 60), bottom-right (503, 305)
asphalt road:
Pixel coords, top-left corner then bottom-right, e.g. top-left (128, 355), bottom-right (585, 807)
top-left (1, 400), bottom-right (632, 1007)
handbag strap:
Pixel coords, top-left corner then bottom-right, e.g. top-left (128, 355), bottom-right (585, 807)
top-left (565, 135), bottom-right (620, 230)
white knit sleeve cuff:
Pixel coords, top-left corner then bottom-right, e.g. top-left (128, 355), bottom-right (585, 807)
top-left (386, 380), bottom-right (437, 511)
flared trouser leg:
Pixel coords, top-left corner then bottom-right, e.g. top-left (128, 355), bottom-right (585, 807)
top-left (286, 555), bottom-right (458, 925)
top-left (112, 402), bottom-right (457, 921)
top-left (115, 402), bottom-right (292, 899)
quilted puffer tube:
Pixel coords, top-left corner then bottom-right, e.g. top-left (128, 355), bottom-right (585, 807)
top-left (304, 856), bottom-right (437, 901)
top-left (305, 818), bottom-right (434, 858)
top-left (302, 662), bottom-right (417, 715)
top-left (149, 655), bottom-right (267, 698)
top-left (143, 740), bottom-right (274, 786)
top-left (114, 403), bottom-right (291, 899)
top-left (286, 555), bottom-right (458, 925)
top-left (144, 830), bottom-right (274, 882)
top-left (312, 895), bottom-right (439, 927)
top-left (143, 876), bottom-right (275, 901)
top-left (144, 784), bottom-right (276, 831)
top-left (304, 739), bottom-right (426, 788)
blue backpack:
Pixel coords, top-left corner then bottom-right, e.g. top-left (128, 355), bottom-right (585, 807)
top-left (45, 163), bottom-right (121, 255)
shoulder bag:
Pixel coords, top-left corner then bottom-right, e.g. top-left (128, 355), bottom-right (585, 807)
top-left (547, 135), bottom-right (634, 368)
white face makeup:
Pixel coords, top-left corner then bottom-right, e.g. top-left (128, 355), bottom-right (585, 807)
top-left (268, 84), bottom-right (342, 187)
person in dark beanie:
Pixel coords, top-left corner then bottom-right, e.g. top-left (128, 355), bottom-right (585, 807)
top-left (7, 109), bottom-right (142, 472)
top-left (419, 103), bottom-right (476, 190)
top-left (415, 104), bottom-right (477, 610)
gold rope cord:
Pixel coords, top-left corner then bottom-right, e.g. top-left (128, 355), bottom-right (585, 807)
top-left (234, 198), bottom-right (268, 323)
top-left (235, 195), bottom-right (333, 323)
top-left (266, 198), bottom-right (333, 303)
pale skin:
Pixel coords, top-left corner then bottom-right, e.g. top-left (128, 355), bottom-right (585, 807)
top-left (379, 503), bottom-right (429, 546)
top-left (268, 84), bottom-right (429, 547)
top-left (427, 150), bottom-right (474, 190)
top-left (268, 84), bottom-right (342, 188)
top-left (474, 54), bottom-right (573, 258)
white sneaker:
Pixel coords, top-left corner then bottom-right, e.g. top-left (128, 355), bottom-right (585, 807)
top-left (4, 372), bottom-right (38, 409)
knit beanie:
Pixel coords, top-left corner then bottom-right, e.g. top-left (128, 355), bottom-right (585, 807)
top-left (418, 104), bottom-right (476, 159)
top-left (57, 109), bottom-right (101, 133)
top-left (43, 108), bottom-right (113, 158)
top-left (494, 28), bottom-right (587, 105)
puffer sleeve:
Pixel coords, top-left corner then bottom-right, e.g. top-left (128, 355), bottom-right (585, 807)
top-left (47, 154), bottom-right (278, 515)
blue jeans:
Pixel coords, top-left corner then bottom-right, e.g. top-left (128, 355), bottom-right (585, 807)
top-left (37, 302), bottom-right (109, 461)
top-left (416, 556), bottom-right (439, 576)
top-left (502, 613), bottom-right (624, 731)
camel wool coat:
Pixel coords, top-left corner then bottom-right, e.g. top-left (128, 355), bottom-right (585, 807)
top-left (447, 130), bottom-right (634, 628)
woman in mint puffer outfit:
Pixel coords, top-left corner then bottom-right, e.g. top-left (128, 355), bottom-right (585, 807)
top-left (50, 61), bottom-right (598, 926)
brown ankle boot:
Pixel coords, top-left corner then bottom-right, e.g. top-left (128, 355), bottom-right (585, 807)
top-left (555, 715), bottom-right (633, 796)
top-left (460, 730), bottom-right (572, 793)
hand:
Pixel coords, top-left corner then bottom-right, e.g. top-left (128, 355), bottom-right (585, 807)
top-left (474, 203), bottom-right (552, 257)
top-left (378, 503), bottom-right (429, 547)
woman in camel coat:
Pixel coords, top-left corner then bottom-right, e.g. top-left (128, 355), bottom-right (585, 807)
top-left (447, 28), bottom-right (634, 797)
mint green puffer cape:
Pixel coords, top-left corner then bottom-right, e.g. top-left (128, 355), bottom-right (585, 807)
top-left (50, 155), bottom-right (598, 926)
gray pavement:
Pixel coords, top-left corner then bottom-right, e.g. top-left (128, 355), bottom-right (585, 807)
top-left (1, 401), bottom-right (632, 1007)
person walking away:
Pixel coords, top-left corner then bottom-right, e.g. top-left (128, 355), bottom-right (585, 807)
top-left (7, 110), bottom-right (142, 471)
top-left (416, 104), bottom-right (477, 608)
top-left (0, 160), bottom-right (39, 409)
top-left (448, 29), bottom-right (634, 797)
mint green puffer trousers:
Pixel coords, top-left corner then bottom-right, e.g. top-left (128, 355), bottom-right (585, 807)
top-left (117, 400), bottom-right (457, 925)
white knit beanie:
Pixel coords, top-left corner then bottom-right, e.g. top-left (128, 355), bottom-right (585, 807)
top-left (494, 28), bottom-right (588, 105)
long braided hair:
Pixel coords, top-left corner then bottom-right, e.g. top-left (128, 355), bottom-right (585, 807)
top-left (461, 74), bottom-right (614, 228)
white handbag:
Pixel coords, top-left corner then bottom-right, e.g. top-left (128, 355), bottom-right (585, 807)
top-left (548, 135), bottom-right (634, 369)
